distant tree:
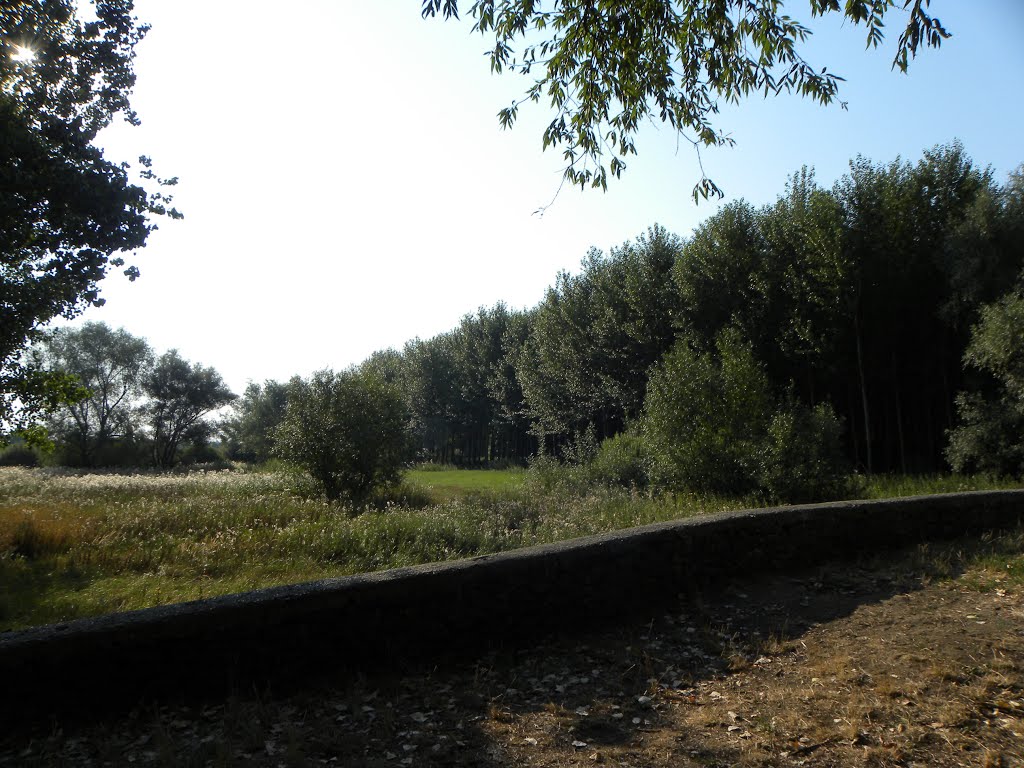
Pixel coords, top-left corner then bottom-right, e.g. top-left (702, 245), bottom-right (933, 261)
top-left (484, 306), bottom-right (536, 462)
top-left (831, 142), bottom-right (1002, 472)
top-left (673, 200), bottom-right (769, 343)
top-left (668, 144), bottom-right (1018, 474)
top-left (448, 303), bottom-right (534, 464)
top-left (38, 322), bottom-right (152, 466)
top-left (422, 0), bottom-right (949, 198)
top-left (403, 334), bottom-right (462, 463)
top-left (223, 379), bottom-right (292, 463)
top-left (936, 165), bottom-right (1024, 328)
top-left (672, 172), bottom-right (849, 406)
top-left (516, 226), bottom-right (680, 444)
top-left (359, 348), bottom-right (408, 387)
top-left (274, 369), bottom-right (411, 504)
top-left (756, 167), bottom-right (848, 385)
top-left (448, 307), bottom-right (504, 463)
top-left (397, 306), bottom-right (536, 465)
top-left (1, 1), bottom-right (179, 439)
top-left (142, 351), bottom-right (235, 468)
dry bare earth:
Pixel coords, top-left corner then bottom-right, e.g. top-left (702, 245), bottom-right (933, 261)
top-left (3, 537), bottom-right (1022, 767)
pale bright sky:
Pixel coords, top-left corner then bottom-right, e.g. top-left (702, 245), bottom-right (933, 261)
top-left (73, 1), bottom-right (1024, 395)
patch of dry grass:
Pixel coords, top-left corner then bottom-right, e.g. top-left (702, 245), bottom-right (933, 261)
top-left (0, 466), bottom-right (736, 630)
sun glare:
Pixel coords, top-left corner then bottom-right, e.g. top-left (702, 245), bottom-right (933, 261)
top-left (10, 44), bottom-right (36, 64)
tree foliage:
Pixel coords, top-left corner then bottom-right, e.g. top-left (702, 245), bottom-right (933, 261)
top-left (0, 0), bottom-right (179, 438)
top-left (422, 0), bottom-right (949, 198)
top-left (223, 379), bottom-right (292, 463)
top-left (142, 350), bottom-right (235, 468)
top-left (38, 322), bottom-right (152, 465)
top-left (391, 304), bottom-right (536, 466)
top-left (342, 146), bottom-right (1019, 486)
top-left (643, 328), bottom-right (773, 496)
top-left (946, 290), bottom-right (1024, 477)
top-left (587, 429), bottom-right (651, 490)
top-left (273, 369), bottom-right (411, 504)
top-left (516, 226), bottom-right (680, 442)
top-left (642, 327), bottom-right (849, 502)
top-left (665, 143), bottom-right (1018, 474)
top-left (830, 144), bottom-right (1002, 472)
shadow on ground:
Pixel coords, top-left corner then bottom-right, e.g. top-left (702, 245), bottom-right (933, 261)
top-left (8, 531), bottom-right (1021, 767)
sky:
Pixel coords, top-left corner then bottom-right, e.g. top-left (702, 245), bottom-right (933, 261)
top-left (72, 1), bottom-right (1024, 396)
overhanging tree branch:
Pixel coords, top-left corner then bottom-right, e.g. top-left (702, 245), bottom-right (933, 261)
top-left (422, 0), bottom-right (949, 200)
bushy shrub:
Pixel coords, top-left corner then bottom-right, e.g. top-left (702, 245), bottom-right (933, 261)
top-left (759, 402), bottom-right (852, 504)
top-left (946, 392), bottom-right (1024, 477)
top-left (561, 426), bottom-right (599, 466)
top-left (274, 369), bottom-right (412, 504)
top-left (178, 442), bottom-right (226, 466)
top-left (643, 328), bottom-right (850, 503)
top-left (643, 328), bottom-right (771, 496)
top-left (413, 461), bottom-right (460, 473)
top-left (44, 435), bottom-right (148, 468)
top-left (93, 437), bottom-right (149, 468)
top-left (523, 453), bottom-right (591, 496)
top-left (0, 444), bottom-right (39, 467)
top-left (946, 291), bottom-right (1024, 477)
top-left (588, 431), bottom-right (650, 489)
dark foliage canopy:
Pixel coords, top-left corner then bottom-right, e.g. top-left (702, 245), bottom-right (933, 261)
top-left (1, 0), bottom-right (178, 437)
top-left (947, 287), bottom-right (1024, 477)
top-left (364, 142), bottom-right (1022, 482)
top-left (223, 380), bottom-right (293, 464)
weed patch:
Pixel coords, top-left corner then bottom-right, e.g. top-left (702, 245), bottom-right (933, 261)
top-left (0, 467), bottom-right (738, 629)
top-left (0, 466), bottom-right (1020, 631)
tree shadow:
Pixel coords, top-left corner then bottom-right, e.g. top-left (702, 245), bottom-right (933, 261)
top-left (443, 535), bottom-right (1010, 766)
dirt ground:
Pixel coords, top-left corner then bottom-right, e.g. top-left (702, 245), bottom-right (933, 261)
top-left (3, 536), bottom-right (1022, 767)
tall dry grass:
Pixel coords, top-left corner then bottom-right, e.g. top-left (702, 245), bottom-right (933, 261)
top-left (1, 466), bottom-right (1019, 631)
top-left (0, 466), bottom-right (737, 629)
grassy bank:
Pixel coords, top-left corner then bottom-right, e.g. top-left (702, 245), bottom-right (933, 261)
top-left (0, 466), bottom-right (735, 631)
top-left (1, 466), bottom-right (1021, 631)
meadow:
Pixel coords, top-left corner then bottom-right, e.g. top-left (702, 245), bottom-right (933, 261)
top-left (1, 465), bottom-right (1021, 632)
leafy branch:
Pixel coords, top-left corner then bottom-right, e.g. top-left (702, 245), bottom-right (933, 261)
top-left (423, 0), bottom-right (949, 201)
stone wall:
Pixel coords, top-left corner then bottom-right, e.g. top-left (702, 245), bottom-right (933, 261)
top-left (2, 490), bottom-right (1021, 724)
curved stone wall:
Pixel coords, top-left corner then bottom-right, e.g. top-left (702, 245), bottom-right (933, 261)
top-left (2, 490), bottom-right (1021, 723)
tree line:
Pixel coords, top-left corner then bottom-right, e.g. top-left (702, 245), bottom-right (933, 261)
top-left (15, 142), bottom-right (1024, 503)
top-left (316, 143), bottom-right (1019, 478)
top-left (7, 323), bottom-right (236, 469)
top-left (1, 0), bottom-right (952, 445)
top-left (221, 143), bottom-right (1024, 499)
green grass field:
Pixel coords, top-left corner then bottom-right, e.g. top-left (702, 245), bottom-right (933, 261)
top-left (405, 467), bottom-right (526, 499)
top-left (1, 465), bottom-right (1021, 632)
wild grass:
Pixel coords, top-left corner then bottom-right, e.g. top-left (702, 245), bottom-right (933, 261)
top-left (1, 466), bottom-right (1020, 631)
top-left (0, 466), bottom-right (740, 630)
top-left (405, 467), bottom-right (526, 499)
top-left (860, 472), bottom-right (1023, 499)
